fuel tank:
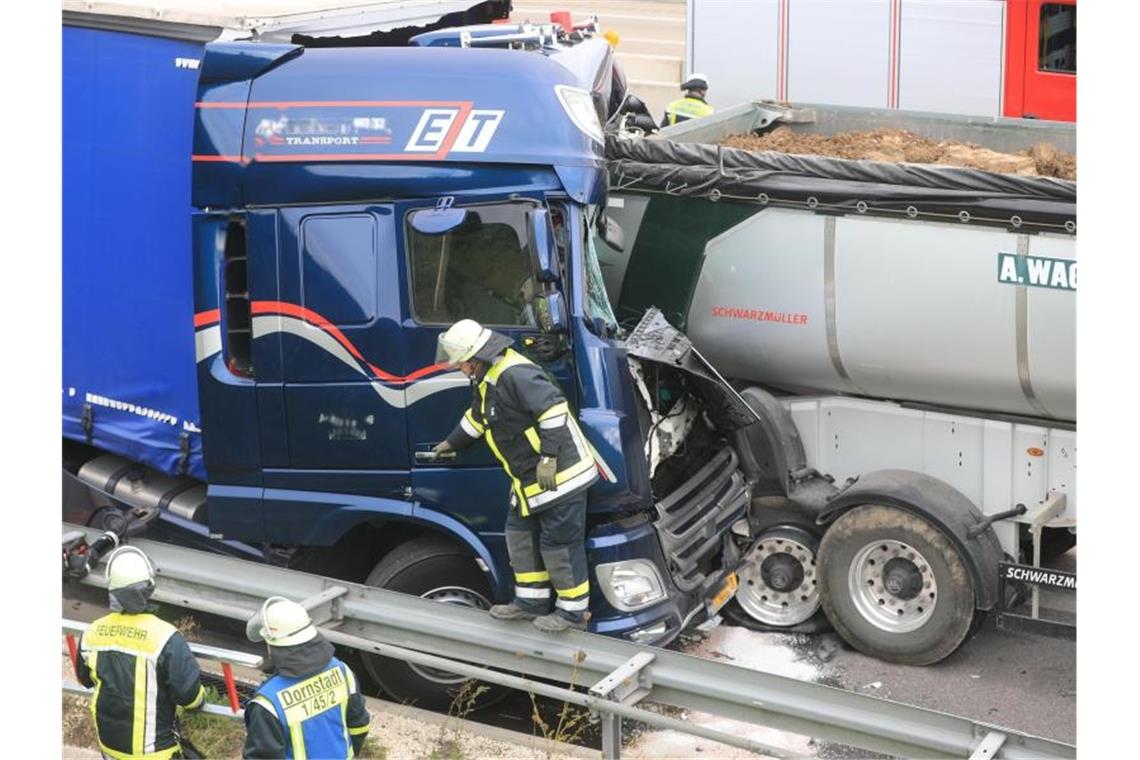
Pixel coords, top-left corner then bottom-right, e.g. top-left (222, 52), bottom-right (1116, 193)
top-left (683, 207), bottom-right (1075, 421)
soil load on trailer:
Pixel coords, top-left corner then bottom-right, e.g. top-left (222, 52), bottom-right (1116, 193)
top-left (720, 127), bottom-right (1076, 180)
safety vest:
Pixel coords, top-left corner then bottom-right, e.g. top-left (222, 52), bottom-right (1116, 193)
top-left (663, 95), bottom-right (715, 126)
top-left (81, 612), bottom-right (205, 760)
top-left (458, 349), bottom-right (598, 516)
top-left (251, 658), bottom-right (359, 760)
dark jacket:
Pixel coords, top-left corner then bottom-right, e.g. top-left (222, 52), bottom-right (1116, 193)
top-left (242, 634), bottom-right (370, 759)
top-left (77, 611), bottom-right (205, 759)
top-left (445, 343), bottom-right (597, 516)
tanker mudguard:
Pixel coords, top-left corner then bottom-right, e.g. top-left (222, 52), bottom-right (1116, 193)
top-left (818, 469), bottom-right (1003, 610)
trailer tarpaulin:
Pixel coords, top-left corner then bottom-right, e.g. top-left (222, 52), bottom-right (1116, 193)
top-left (606, 135), bottom-right (1075, 229)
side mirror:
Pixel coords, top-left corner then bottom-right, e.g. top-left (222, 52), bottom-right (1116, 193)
top-left (529, 208), bottom-right (560, 282)
top-left (410, 207), bottom-right (469, 235)
top-left (533, 291), bottom-right (568, 334)
top-left (622, 95), bottom-right (650, 117)
top-left (597, 212), bottom-right (624, 253)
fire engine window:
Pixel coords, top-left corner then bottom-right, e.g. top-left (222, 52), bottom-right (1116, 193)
top-left (407, 203), bottom-right (537, 327)
top-left (1038, 4), bottom-right (1076, 74)
top-left (300, 214), bottom-right (377, 326)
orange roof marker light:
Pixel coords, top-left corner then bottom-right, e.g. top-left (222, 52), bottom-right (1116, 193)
top-left (603, 29), bottom-right (620, 48)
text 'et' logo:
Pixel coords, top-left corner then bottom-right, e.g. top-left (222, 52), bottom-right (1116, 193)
top-left (406, 109), bottom-right (505, 153)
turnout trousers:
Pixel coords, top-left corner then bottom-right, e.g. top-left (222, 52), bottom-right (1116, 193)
top-left (505, 490), bottom-right (590, 622)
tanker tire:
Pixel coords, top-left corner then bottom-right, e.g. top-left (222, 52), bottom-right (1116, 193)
top-left (818, 504), bottom-right (976, 666)
top-left (361, 536), bottom-right (508, 711)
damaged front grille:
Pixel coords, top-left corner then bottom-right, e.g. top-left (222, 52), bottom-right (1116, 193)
top-left (654, 445), bottom-right (748, 592)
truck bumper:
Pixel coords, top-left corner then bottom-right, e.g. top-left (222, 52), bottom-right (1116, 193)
top-left (586, 445), bottom-right (750, 644)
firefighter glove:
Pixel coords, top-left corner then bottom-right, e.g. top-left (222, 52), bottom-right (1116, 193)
top-left (433, 441), bottom-right (453, 455)
top-left (536, 456), bottom-right (558, 491)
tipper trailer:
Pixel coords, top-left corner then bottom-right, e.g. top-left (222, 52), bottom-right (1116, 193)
top-left (599, 100), bottom-right (1076, 659)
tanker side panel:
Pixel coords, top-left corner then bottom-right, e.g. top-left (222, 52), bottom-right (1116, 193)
top-left (684, 206), bottom-right (1076, 422)
top-left (63, 25), bottom-right (208, 479)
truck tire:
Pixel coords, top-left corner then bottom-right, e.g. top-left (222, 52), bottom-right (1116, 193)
top-left (817, 504), bottom-right (976, 665)
top-left (727, 524), bottom-right (831, 634)
top-left (361, 536), bottom-right (507, 711)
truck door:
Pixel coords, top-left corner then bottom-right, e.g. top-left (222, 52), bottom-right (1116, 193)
top-left (273, 205), bottom-right (410, 483)
top-left (398, 198), bottom-right (578, 509)
top-left (1004, 0), bottom-right (1076, 121)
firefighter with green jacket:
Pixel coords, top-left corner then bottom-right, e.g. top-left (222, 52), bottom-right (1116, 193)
top-left (433, 319), bottom-right (598, 632)
top-left (76, 546), bottom-right (206, 760)
top-left (661, 73), bottom-right (714, 127)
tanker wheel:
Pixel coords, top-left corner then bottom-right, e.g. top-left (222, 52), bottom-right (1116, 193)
top-left (817, 504), bottom-right (976, 665)
top-left (727, 525), bottom-right (830, 633)
top-left (361, 536), bottom-right (509, 711)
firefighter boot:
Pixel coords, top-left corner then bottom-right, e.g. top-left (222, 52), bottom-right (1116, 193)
top-left (533, 610), bottom-right (588, 633)
top-left (489, 602), bottom-right (539, 621)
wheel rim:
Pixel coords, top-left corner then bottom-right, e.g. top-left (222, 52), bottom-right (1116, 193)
top-left (848, 540), bottom-right (937, 633)
top-left (736, 529), bottom-right (821, 626)
top-left (408, 585), bottom-right (492, 685)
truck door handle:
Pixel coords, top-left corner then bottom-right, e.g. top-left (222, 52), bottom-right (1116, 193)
top-left (414, 451), bottom-right (457, 463)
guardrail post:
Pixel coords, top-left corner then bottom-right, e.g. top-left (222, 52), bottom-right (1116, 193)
top-left (600, 712), bottom-right (622, 760)
top-left (969, 730), bottom-right (1007, 760)
top-left (589, 652), bottom-right (656, 760)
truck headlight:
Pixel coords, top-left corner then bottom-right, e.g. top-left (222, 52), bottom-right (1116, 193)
top-left (596, 560), bottom-right (667, 611)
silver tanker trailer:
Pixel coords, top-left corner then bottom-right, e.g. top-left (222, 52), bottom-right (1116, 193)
top-left (599, 101), bottom-right (1076, 664)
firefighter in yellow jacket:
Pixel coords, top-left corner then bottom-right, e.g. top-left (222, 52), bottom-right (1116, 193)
top-left (76, 546), bottom-right (206, 760)
top-left (661, 73), bottom-right (714, 127)
top-left (433, 319), bottom-right (598, 632)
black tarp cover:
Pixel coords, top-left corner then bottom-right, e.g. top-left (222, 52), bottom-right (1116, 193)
top-left (606, 134), bottom-right (1076, 228)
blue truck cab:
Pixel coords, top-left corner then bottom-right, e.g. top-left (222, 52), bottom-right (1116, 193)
top-left (63, 17), bottom-right (749, 707)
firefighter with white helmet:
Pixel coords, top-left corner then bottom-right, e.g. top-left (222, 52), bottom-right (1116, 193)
top-left (434, 318), bottom-right (598, 632)
top-left (76, 545), bottom-right (206, 759)
top-left (661, 72), bottom-right (714, 127)
top-left (243, 597), bottom-right (371, 759)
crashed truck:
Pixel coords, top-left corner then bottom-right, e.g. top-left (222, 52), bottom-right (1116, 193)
top-left (598, 100), bottom-right (1077, 659)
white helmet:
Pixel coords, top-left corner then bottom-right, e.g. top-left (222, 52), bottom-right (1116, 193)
top-left (258, 596), bottom-right (317, 647)
top-left (436, 319), bottom-right (492, 366)
top-left (681, 72), bottom-right (709, 91)
top-left (106, 546), bottom-right (155, 591)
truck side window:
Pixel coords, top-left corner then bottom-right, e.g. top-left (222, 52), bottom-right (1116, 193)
top-left (581, 211), bottom-right (619, 336)
top-left (407, 203), bottom-right (537, 327)
top-left (1038, 4), bottom-right (1076, 74)
top-left (300, 215), bottom-right (377, 326)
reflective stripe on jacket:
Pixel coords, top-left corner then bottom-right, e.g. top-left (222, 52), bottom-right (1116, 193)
top-left (446, 348), bottom-right (598, 516)
top-left (250, 658), bottom-right (363, 760)
top-left (77, 612), bottom-right (205, 760)
top-left (661, 95), bottom-right (715, 126)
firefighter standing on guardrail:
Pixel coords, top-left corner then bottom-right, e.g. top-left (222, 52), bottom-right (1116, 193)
top-left (76, 546), bottom-right (206, 759)
top-left (243, 597), bottom-right (371, 759)
top-left (432, 319), bottom-right (598, 632)
top-left (661, 73), bottom-right (715, 127)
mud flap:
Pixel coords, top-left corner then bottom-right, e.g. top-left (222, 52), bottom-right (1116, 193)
top-left (995, 562), bottom-right (1076, 640)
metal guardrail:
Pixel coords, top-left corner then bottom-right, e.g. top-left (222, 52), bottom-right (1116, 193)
top-left (63, 523), bottom-right (1075, 760)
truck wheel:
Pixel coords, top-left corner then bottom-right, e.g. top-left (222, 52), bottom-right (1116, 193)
top-left (730, 525), bottom-right (829, 633)
top-left (361, 536), bottom-right (506, 711)
top-left (818, 504), bottom-right (976, 665)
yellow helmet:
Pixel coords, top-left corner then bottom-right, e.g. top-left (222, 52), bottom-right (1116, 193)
top-left (106, 546), bottom-right (155, 591)
top-left (258, 596), bottom-right (317, 647)
top-left (436, 319), bottom-right (491, 366)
